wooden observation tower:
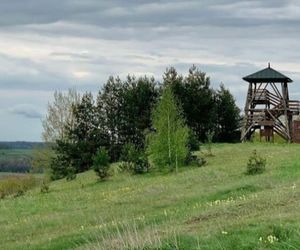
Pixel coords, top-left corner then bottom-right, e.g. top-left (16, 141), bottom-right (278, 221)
top-left (241, 64), bottom-right (300, 142)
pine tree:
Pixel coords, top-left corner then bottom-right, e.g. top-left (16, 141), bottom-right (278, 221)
top-left (119, 75), bottom-right (158, 148)
top-left (163, 66), bottom-right (216, 142)
top-left (97, 76), bottom-right (123, 161)
top-left (50, 92), bottom-right (101, 179)
top-left (215, 84), bottom-right (241, 142)
top-left (147, 87), bottom-right (189, 172)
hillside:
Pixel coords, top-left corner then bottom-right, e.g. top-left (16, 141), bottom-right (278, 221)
top-left (1, 143), bottom-right (300, 249)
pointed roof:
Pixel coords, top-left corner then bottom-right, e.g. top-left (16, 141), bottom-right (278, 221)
top-left (243, 64), bottom-right (292, 83)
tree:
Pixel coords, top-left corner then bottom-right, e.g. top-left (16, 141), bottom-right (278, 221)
top-left (66, 92), bottom-right (100, 172)
top-left (42, 88), bottom-right (80, 143)
top-left (96, 75), bottom-right (158, 161)
top-left (97, 76), bottom-right (123, 161)
top-left (119, 75), bottom-right (158, 148)
top-left (215, 84), bottom-right (241, 142)
top-left (163, 66), bottom-right (216, 142)
top-left (50, 92), bottom-right (106, 179)
top-left (147, 87), bottom-right (189, 172)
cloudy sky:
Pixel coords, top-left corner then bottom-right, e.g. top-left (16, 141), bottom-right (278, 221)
top-left (1, 0), bottom-right (300, 141)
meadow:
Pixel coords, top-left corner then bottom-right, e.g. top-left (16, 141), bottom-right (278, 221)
top-left (0, 143), bottom-right (300, 249)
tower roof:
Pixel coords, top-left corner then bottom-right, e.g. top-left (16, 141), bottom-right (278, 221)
top-left (243, 64), bottom-right (292, 83)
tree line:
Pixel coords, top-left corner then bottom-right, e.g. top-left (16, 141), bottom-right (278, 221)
top-left (42, 66), bottom-right (240, 180)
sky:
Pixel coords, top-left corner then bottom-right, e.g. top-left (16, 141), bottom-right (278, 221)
top-left (1, 0), bottom-right (300, 141)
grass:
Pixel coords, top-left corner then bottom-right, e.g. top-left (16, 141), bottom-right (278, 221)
top-left (1, 143), bottom-right (300, 249)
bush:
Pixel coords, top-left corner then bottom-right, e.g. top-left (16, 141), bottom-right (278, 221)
top-left (186, 154), bottom-right (206, 167)
top-left (134, 153), bottom-right (150, 174)
top-left (40, 180), bottom-right (50, 193)
top-left (120, 143), bottom-right (149, 174)
top-left (93, 147), bottom-right (110, 180)
top-left (66, 166), bottom-right (77, 181)
top-left (120, 143), bottom-right (139, 163)
top-left (246, 150), bottom-right (266, 175)
top-left (188, 131), bottom-right (200, 151)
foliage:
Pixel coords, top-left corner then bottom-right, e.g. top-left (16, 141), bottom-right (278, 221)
top-left (120, 143), bottom-right (149, 174)
top-left (93, 147), bottom-right (110, 180)
top-left (47, 67), bottom-right (240, 179)
top-left (187, 130), bottom-right (200, 151)
top-left (246, 150), bottom-right (266, 175)
top-left (147, 87), bottom-right (189, 172)
top-left (215, 84), bottom-right (241, 142)
top-left (97, 75), bottom-right (158, 161)
top-left (42, 88), bottom-right (80, 143)
top-left (165, 66), bottom-right (216, 142)
top-left (51, 92), bottom-right (107, 180)
top-left (96, 77), bottom-right (123, 161)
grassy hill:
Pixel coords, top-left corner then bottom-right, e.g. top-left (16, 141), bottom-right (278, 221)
top-left (1, 143), bottom-right (300, 249)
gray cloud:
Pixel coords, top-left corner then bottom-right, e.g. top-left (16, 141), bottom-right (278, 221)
top-left (1, 0), bottom-right (300, 140)
top-left (9, 104), bottom-right (43, 119)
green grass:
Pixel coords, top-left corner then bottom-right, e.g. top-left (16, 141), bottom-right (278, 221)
top-left (1, 143), bottom-right (300, 249)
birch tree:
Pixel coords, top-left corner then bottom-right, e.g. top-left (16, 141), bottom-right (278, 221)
top-left (147, 87), bottom-right (189, 172)
top-left (42, 88), bottom-right (80, 143)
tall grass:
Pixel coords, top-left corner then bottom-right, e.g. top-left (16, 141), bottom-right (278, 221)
top-left (0, 174), bottom-right (39, 198)
top-left (78, 220), bottom-right (179, 250)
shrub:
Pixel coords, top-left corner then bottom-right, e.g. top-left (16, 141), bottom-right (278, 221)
top-left (93, 147), bottom-right (110, 180)
top-left (246, 150), bottom-right (266, 175)
top-left (186, 154), bottom-right (206, 167)
top-left (40, 180), bottom-right (50, 193)
top-left (120, 143), bottom-right (139, 163)
top-left (188, 131), bottom-right (200, 151)
top-left (66, 167), bottom-right (77, 181)
top-left (120, 143), bottom-right (149, 174)
top-left (133, 153), bottom-right (150, 174)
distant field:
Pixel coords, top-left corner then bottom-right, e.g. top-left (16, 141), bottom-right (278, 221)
top-left (1, 143), bottom-right (300, 249)
top-left (0, 149), bottom-right (32, 173)
top-left (0, 149), bottom-right (32, 160)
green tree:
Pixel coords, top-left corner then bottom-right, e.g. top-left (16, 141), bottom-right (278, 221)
top-left (50, 92), bottom-right (106, 179)
top-left (163, 66), bottom-right (216, 142)
top-left (119, 75), bottom-right (158, 148)
top-left (215, 84), bottom-right (241, 142)
top-left (147, 87), bottom-right (189, 172)
top-left (97, 76), bottom-right (123, 161)
top-left (96, 75), bottom-right (158, 161)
